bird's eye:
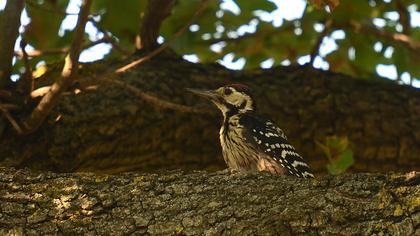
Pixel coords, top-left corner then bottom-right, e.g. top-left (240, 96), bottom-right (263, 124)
top-left (224, 88), bottom-right (232, 95)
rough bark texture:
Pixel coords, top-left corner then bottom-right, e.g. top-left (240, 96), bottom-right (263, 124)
top-left (0, 167), bottom-right (419, 235)
top-left (0, 0), bottom-right (24, 85)
top-left (1, 54), bottom-right (420, 173)
top-left (138, 0), bottom-right (177, 50)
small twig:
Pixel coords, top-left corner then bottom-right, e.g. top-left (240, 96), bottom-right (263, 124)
top-left (20, 37), bottom-right (34, 92)
top-left (89, 19), bottom-right (132, 56)
top-left (0, 90), bottom-right (13, 98)
top-left (347, 20), bottom-right (420, 55)
top-left (0, 107), bottom-right (23, 134)
top-left (30, 84), bottom-right (98, 98)
top-left (0, 104), bottom-right (20, 110)
top-left (15, 38), bottom-right (108, 58)
top-left (105, 79), bottom-right (208, 114)
top-left (23, 0), bottom-right (93, 134)
top-left (103, 34), bottom-right (132, 56)
top-left (115, 0), bottom-right (210, 74)
top-left (15, 48), bottom-right (68, 57)
top-left (309, 20), bottom-right (332, 65)
top-left (207, 22), bottom-right (295, 45)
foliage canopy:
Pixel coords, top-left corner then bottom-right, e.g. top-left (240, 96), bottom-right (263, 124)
top-left (1, 0), bottom-right (420, 84)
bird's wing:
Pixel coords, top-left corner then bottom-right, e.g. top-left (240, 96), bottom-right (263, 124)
top-left (240, 113), bottom-right (314, 178)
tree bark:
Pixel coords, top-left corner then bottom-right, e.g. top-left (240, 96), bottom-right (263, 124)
top-left (0, 54), bottom-right (419, 173)
top-left (0, 0), bottom-right (24, 86)
top-left (0, 167), bottom-right (418, 235)
top-left (138, 0), bottom-right (177, 51)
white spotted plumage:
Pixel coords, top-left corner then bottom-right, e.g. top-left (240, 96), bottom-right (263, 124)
top-left (189, 84), bottom-right (314, 178)
top-left (248, 120), bottom-right (314, 178)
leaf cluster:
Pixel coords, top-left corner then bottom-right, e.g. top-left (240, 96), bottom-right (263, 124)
top-left (2, 0), bottom-right (419, 84)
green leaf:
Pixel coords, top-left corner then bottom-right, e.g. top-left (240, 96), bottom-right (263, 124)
top-left (394, 47), bottom-right (420, 79)
top-left (327, 149), bottom-right (354, 175)
top-left (234, 0), bottom-right (277, 13)
top-left (92, 0), bottom-right (146, 48)
top-left (318, 136), bottom-right (355, 175)
top-left (332, 0), bottom-right (372, 24)
top-left (25, 0), bottom-right (70, 49)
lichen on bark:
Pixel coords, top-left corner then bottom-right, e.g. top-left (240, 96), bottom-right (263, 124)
top-left (0, 167), bottom-right (419, 235)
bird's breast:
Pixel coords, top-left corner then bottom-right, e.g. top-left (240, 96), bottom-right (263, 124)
top-left (219, 122), bottom-right (259, 172)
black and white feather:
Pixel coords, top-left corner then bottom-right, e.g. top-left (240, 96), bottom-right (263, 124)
top-left (188, 84), bottom-right (314, 178)
top-left (240, 113), bottom-right (314, 178)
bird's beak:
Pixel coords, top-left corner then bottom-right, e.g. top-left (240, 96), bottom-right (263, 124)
top-left (186, 88), bottom-right (220, 102)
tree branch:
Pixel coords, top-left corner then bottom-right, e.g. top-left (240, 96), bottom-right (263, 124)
top-left (116, 0), bottom-right (210, 74)
top-left (14, 38), bottom-right (108, 58)
top-left (309, 20), bottom-right (332, 65)
top-left (89, 19), bottom-right (132, 56)
top-left (206, 22), bottom-right (295, 46)
top-left (347, 20), bottom-right (420, 55)
top-left (104, 79), bottom-right (208, 114)
top-left (22, 0), bottom-right (93, 133)
top-left (138, 0), bottom-right (177, 51)
top-left (15, 48), bottom-right (68, 57)
top-left (396, 0), bottom-right (411, 35)
top-left (0, 107), bottom-right (23, 134)
top-left (0, 168), bottom-right (418, 235)
top-left (0, 0), bottom-right (24, 87)
top-left (19, 37), bottom-right (34, 93)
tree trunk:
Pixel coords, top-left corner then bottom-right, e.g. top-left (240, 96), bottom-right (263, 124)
top-left (0, 0), bottom-right (24, 86)
top-left (1, 54), bottom-right (419, 173)
top-left (0, 167), bottom-right (418, 235)
top-left (138, 0), bottom-right (176, 51)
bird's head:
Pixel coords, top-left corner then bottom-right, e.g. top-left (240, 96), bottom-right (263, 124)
top-left (187, 84), bottom-right (255, 116)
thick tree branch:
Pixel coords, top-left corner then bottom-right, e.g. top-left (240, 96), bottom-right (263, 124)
top-left (0, 168), bottom-right (418, 235)
top-left (2, 56), bottom-right (420, 173)
top-left (116, 0), bottom-right (210, 74)
top-left (102, 0), bottom-right (211, 114)
top-left (396, 0), bottom-right (411, 35)
top-left (138, 0), bottom-right (177, 51)
top-left (0, 0), bottom-right (24, 87)
top-left (22, 0), bottom-right (93, 133)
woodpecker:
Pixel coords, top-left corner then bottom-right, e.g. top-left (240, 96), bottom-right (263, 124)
top-left (188, 84), bottom-right (314, 178)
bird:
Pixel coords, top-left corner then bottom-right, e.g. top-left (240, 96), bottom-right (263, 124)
top-left (187, 84), bottom-right (314, 178)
